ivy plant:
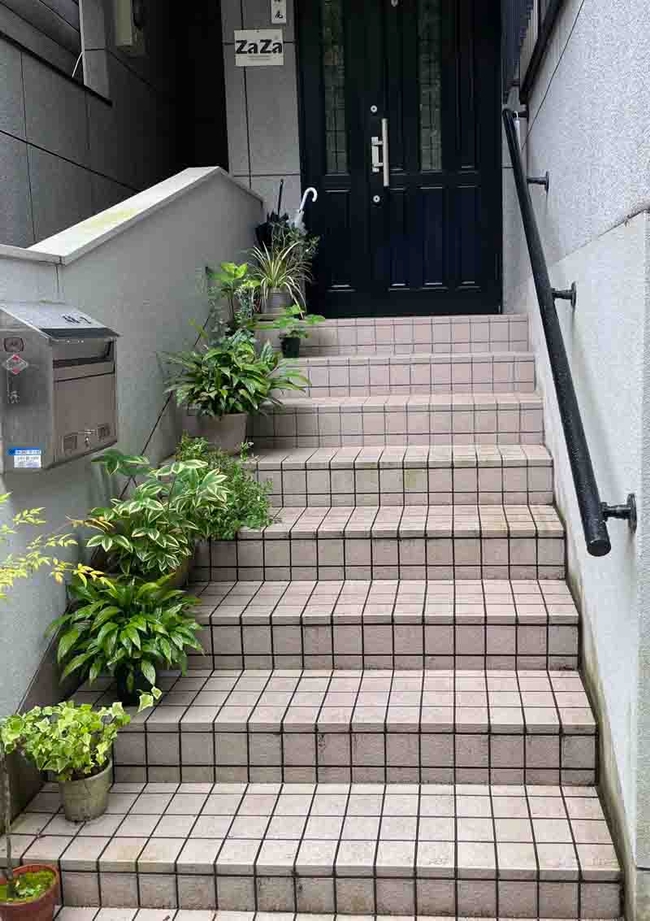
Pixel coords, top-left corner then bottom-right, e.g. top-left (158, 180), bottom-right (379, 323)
top-left (48, 576), bottom-right (203, 698)
top-left (165, 328), bottom-right (308, 419)
top-left (0, 701), bottom-right (131, 782)
top-left (175, 434), bottom-right (273, 539)
top-left (86, 452), bottom-right (229, 578)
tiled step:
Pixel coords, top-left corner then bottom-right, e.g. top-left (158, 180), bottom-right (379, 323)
top-left (281, 351), bottom-right (536, 397)
top-left (258, 313), bottom-right (529, 355)
top-left (75, 668), bottom-right (596, 786)
top-left (246, 444), bottom-right (554, 507)
top-left (53, 913), bottom-right (625, 921)
top-left (188, 579), bottom-right (579, 672)
top-left (248, 394), bottom-right (545, 449)
top-left (13, 782), bottom-right (620, 916)
top-left (195, 505), bottom-right (565, 583)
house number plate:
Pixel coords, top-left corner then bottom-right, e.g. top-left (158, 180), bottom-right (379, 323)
top-left (235, 29), bottom-right (284, 66)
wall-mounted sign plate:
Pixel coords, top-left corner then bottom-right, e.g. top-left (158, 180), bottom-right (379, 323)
top-left (235, 29), bottom-right (284, 66)
top-left (271, 0), bottom-right (287, 23)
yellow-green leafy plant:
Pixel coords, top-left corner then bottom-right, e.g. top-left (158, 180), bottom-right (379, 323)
top-left (0, 701), bottom-right (131, 782)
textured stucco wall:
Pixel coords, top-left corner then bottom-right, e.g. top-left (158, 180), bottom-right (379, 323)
top-left (0, 171), bottom-right (262, 718)
top-left (502, 0), bottom-right (650, 910)
top-left (220, 0), bottom-right (303, 218)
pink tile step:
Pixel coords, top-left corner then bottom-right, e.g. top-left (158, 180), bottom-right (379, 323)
top-left (75, 668), bottom-right (597, 786)
top-left (247, 393), bottom-right (545, 450)
top-left (257, 313), bottom-right (530, 355)
top-left (11, 782), bottom-right (619, 917)
top-left (188, 578), bottom-right (579, 672)
top-left (194, 504), bottom-right (566, 583)
top-left (277, 351), bottom-right (537, 397)
top-left (246, 444), bottom-right (555, 508)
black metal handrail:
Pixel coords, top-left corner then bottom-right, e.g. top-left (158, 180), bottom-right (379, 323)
top-left (502, 107), bottom-right (636, 556)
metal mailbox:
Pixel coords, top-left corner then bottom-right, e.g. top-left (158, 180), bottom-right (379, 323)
top-left (0, 301), bottom-right (119, 471)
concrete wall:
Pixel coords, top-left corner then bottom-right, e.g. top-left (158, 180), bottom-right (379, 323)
top-left (0, 168), bottom-right (263, 719)
top-left (0, 0), bottom-right (183, 247)
top-left (221, 0), bottom-right (303, 218)
top-left (502, 0), bottom-right (650, 911)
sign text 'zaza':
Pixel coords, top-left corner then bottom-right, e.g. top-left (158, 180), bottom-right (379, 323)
top-left (235, 29), bottom-right (284, 67)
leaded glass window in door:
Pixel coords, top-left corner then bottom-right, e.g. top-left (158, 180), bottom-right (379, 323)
top-left (418, 0), bottom-right (442, 171)
top-left (322, 0), bottom-right (347, 173)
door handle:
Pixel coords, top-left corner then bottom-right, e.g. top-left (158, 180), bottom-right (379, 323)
top-left (370, 118), bottom-right (390, 188)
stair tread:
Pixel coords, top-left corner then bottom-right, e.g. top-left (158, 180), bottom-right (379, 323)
top-left (229, 504), bottom-right (564, 539)
top-left (54, 915), bottom-right (623, 921)
top-left (77, 667), bottom-right (595, 736)
top-left (18, 781), bottom-right (619, 883)
top-left (293, 349), bottom-right (536, 362)
top-left (194, 578), bottom-right (578, 625)
top-left (274, 393), bottom-right (542, 408)
top-left (247, 444), bottom-right (553, 469)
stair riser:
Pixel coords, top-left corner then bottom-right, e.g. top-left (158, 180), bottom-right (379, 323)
top-left (113, 729), bottom-right (595, 787)
top-left (249, 404), bottom-right (544, 450)
top-left (283, 354), bottom-right (536, 398)
top-left (189, 621), bottom-right (579, 673)
top-left (256, 463), bottom-right (554, 508)
top-left (195, 536), bottom-right (566, 582)
top-left (57, 863), bottom-right (620, 917)
top-left (258, 314), bottom-right (530, 355)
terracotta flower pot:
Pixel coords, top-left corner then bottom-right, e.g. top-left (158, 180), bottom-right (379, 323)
top-left (0, 865), bottom-right (58, 921)
top-left (59, 759), bottom-right (113, 823)
top-left (180, 410), bottom-right (248, 455)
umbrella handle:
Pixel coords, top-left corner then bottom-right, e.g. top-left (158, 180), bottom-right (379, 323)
top-left (299, 187), bottom-right (318, 211)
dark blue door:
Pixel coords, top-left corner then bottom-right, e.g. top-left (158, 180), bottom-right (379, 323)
top-left (298, 0), bottom-right (502, 316)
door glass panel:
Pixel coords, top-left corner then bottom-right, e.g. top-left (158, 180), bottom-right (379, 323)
top-left (418, 0), bottom-right (442, 171)
top-left (321, 0), bottom-right (347, 174)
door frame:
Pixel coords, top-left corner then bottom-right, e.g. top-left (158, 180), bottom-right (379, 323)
top-left (295, 0), bottom-right (503, 318)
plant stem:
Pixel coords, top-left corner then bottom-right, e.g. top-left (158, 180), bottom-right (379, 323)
top-left (0, 743), bottom-right (15, 895)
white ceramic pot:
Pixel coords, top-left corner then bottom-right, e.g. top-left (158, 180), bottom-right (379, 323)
top-left (180, 410), bottom-right (248, 454)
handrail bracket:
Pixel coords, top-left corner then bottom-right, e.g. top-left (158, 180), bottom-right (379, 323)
top-left (602, 494), bottom-right (637, 532)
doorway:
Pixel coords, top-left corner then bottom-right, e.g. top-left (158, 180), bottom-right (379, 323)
top-left (297, 0), bottom-right (502, 316)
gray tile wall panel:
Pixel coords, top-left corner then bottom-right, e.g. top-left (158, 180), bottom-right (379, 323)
top-left (0, 131), bottom-right (33, 244)
top-left (28, 144), bottom-right (93, 239)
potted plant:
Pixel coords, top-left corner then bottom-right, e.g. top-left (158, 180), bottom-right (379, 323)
top-left (0, 702), bottom-right (133, 824)
top-left (86, 451), bottom-right (229, 582)
top-left (251, 240), bottom-right (311, 316)
top-left (175, 434), bottom-right (273, 539)
top-left (165, 328), bottom-right (308, 453)
top-left (207, 263), bottom-right (260, 331)
top-left (261, 304), bottom-right (325, 358)
top-left (0, 496), bottom-right (104, 920)
top-left (48, 576), bottom-right (203, 706)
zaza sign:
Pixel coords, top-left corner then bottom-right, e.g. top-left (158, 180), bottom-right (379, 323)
top-left (234, 29), bottom-right (284, 67)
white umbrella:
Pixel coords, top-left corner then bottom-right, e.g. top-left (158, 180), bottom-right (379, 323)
top-left (291, 187), bottom-right (318, 232)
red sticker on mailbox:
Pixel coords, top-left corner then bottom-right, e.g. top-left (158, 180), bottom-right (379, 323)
top-left (3, 354), bottom-right (29, 375)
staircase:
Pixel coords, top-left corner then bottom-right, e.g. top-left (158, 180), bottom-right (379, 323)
top-left (10, 314), bottom-right (621, 919)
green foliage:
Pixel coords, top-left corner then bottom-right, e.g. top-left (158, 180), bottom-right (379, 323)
top-left (207, 263), bottom-right (261, 331)
top-left (48, 576), bottom-right (203, 698)
top-left (259, 304), bottom-right (325, 341)
top-left (0, 494), bottom-right (100, 600)
top-left (0, 702), bottom-right (130, 782)
top-left (251, 240), bottom-right (311, 308)
top-left (86, 451), bottom-right (229, 578)
top-left (0, 868), bottom-right (56, 903)
top-left (165, 328), bottom-right (308, 419)
top-left (175, 434), bottom-right (273, 539)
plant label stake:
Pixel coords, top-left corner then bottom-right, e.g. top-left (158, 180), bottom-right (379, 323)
top-left (271, 0), bottom-right (287, 23)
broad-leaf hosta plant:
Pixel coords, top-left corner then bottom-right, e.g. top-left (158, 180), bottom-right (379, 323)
top-left (0, 701), bottom-right (130, 783)
top-left (165, 328), bottom-right (307, 419)
top-left (86, 451), bottom-right (228, 578)
top-left (49, 576), bottom-right (203, 702)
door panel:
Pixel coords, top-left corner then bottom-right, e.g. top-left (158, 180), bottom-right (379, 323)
top-left (297, 0), bottom-right (501, 316)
